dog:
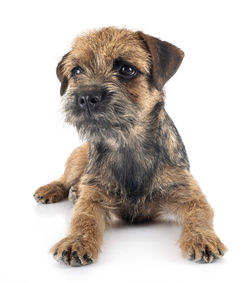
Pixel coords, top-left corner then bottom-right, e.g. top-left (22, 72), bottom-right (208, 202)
top-left (34, 27), bottom-right (227, 266)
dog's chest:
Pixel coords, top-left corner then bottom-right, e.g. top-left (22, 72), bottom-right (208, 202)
top-left (90, 142), bottom-right (162, 200)
top-left (108, 144), bottom-right (161, 199)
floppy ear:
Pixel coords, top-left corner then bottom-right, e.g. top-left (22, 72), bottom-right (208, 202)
top-left (137, 31), bottom-right (184, 90)
top-left (56, 52), bottom-right (70, 96)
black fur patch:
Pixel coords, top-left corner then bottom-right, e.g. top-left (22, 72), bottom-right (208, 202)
top-left (111, 144), bottom-right (156, 201)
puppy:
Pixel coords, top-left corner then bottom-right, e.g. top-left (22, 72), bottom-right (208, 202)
top-left (34, 27), bottom-right (227, 266)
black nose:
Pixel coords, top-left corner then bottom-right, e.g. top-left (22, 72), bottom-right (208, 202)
top-left (78, 91), bottom-right (103, 115)
top-left (78, 94), bottom-right (102, 107)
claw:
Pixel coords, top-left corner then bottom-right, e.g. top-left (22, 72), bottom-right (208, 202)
top-left (71, 252), bottom-right (82, 267)
top-left (218, 249), bottom-right (224, 256)
top-left (83, 254), bottom-right (93, 264)
top-left (189, 252), bottom-right (195, 261)
top-left (62, 250), bottom-right (68, 257)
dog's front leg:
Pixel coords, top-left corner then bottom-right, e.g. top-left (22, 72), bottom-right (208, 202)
top-left (34, 143), bottom-right (89, 204)
top-left (51, 186), bottom-right (109, 266)
top-left (163, 169), bottom-right (227, 263)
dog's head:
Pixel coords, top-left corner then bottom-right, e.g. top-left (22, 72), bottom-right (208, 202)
top-left (57, 27), bottom-right (184, 141)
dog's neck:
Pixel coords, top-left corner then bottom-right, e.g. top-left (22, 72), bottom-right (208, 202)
top-left (90, 101), bottom-right (165, 154)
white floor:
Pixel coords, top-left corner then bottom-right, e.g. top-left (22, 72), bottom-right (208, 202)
top-left (0, 189), bottom-right (248, 283)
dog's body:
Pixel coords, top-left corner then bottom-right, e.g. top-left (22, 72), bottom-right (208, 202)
top-left (34, 27), bottom-right (227, 266)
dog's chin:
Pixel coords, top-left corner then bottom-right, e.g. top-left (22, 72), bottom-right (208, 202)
top-left (67, 112), bottom-right (135, 142)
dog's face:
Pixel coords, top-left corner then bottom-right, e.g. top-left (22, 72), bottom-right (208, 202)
top-left (57, 27), bottom-right (184, 141)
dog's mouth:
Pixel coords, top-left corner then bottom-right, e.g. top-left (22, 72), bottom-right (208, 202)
top-left (63, 87), bottom-right (139, 140)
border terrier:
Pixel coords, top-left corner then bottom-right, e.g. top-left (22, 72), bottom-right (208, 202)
top-left (34, 27), bottom-right (227, 266)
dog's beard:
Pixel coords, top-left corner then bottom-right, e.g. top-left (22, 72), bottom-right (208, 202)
top-left (62, 89), bottom-right (139, 142)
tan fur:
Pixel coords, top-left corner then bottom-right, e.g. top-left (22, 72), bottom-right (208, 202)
top-left (34, 27), bottom-right (227, 266)
top-left (50, 186), bottom-right (109, 265)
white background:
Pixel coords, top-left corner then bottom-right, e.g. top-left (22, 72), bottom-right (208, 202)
top-left (0, 0), bottom-right (249, 282)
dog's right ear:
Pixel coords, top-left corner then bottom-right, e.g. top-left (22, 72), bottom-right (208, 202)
top-left (56, 52), bottom-right (70, 96)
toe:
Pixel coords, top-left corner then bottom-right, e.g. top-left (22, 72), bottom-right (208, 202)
top-left (70, 252), bottom-right (83, 267)
top-left (83, 254), bottom-right (93, 264)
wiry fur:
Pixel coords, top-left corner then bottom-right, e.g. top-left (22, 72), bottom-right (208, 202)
top-left (34, 27), bottom-right (227, 266)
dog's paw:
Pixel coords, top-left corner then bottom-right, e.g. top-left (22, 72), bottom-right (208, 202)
top-left (34, 182), bottom-right (67, 204)
top-left (180, 230), bottom-right (227, 263)
top-left (68, 186), bottom-right (79, 203)
top-left (50, 235), bottom-right (98, 267)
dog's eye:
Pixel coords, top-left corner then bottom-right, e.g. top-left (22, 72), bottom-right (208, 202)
top-left (71, 66), bottom-right (83, 76)
top-left (119, 65), bottom-right (137, 78)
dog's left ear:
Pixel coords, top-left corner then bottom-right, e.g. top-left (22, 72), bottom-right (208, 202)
top-left (56, 52), bottom-right (70, 96)
top-left (137, 32), bottom-right (184, 90)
